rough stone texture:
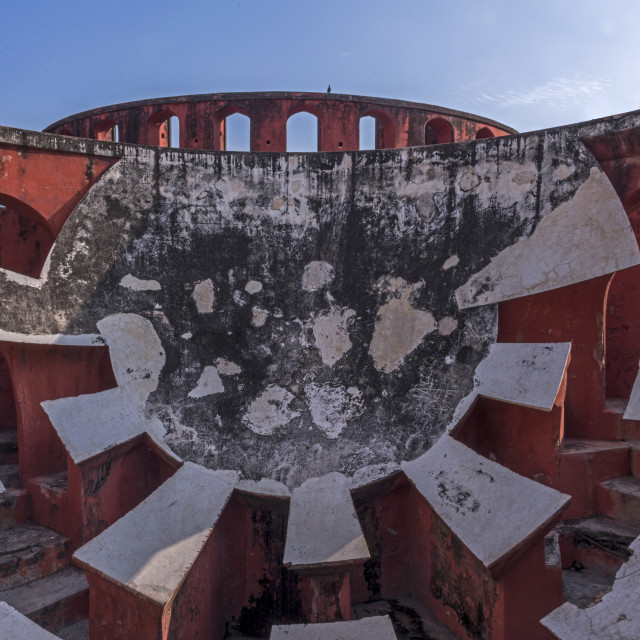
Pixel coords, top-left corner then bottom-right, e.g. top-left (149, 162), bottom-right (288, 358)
top-left (283, 472), bottom-right (369, 569)
top-left (0, 602), bottom-right (61, 639)
top-left (402, 436), bottom-right (571, 570)
top-left (542, 536), bottom-right (640, 639)
top-left (270, 615), bottom-right (397, 639)
top-left (73, 463), bottom-right (236, 605)
top-left (0, 110), bottom-right (638, 490)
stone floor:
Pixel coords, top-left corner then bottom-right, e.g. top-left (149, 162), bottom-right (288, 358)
top-left (57, 619), bottom-right (89, 640)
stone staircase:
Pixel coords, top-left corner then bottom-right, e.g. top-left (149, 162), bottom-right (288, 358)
top-left (549, 417), bottom-right (640, 636)
top-left (0, 428), bottom-right (88, 638)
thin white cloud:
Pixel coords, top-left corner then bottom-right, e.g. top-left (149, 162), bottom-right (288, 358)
top-left (340, 51), bottom-right (355, 58)
top-left (456, 75), bottom-right (612, 112)
top-left (498, 76), bottom-right (611, 110)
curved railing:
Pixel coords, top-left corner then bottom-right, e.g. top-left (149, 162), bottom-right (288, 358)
top-left (44, 91), bottom-right (516, 152)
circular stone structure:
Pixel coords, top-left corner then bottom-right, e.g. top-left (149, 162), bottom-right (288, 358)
top-left (1, 93), bottom-right (640, 639)
top-left (44, 91), bottom-right (516, 151)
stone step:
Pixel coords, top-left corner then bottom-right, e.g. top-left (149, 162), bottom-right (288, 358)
top-left (556, 516), bottom-right (640, 578)
top-left (28, 472), bottom-right (69, 537)
top-left (0, 601), bottom-right (62, 639)
top-left (271, 616), bottom-right (398, 640)
top-left (600, 398), bottom-right (640, 441)
top-left (561, 565), bottom-right (614, 609)
top-left (0, 522), bottom-right (70, 590)
top-left (0, 568), bottom-right (88, 633)
top-left (0, 487), bottom-right (30, 530)
top-left (0, 464), bottom-right (20, 490)
top-left (559, 439), bottom-right (631, 518)
top-left (57, 619), bottom-right (89, 640)
top-left (598, 476), bottom-right (640, 527)
top-left (0, 431), bottom-right (18, 465)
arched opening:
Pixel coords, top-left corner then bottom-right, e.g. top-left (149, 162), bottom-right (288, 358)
top-left (476, 127), bottom-right (495, 140)
top-left (287, 111), bottom-right (319, 152)
top-left (359, 116), bottom-right (376, 150)
top-left (0, 195), bottom-right (54, 279)
top-left (213, 108), bottom-right (251, 151)
top-left (148, 111), bottom-right (179, 147)
top-left (425, 117), bottom-right (454, 145)
top-left (0, 354), bottom-right (17, 435)
top-left (360, 110), bottom-right (395, 149)
top-left (94, 119), bottom-right (119, 142)
top-left (605, 266), bottom-right (640, 400)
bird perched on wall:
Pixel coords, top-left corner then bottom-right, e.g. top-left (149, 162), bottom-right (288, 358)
top-left (327, 85), bottom-right (332, 94)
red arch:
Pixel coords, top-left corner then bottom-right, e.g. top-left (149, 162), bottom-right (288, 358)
top-left (475, 127), bottom-right (495, 140)
top-left (0, 194), bottom-right (54, 278)
top-left (425, 117), bottom-right (454, 145)
top-left (361, 109), bottom-right (395, 149)
top-left (94, 119), bottom-right (118, 142)
top-left (212, 106), bottom-right (251, 151)
top-left (286, 109), bottom-right (321, 152)
top-left (148, 110), bottom-right (178, 147)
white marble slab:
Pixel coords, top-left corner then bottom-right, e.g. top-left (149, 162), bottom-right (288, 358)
top-left (74, 462), bottom-right (237, 605)
top-left (402, 436), bottom-right (570, 572)
top-left (475, 342), bottom-right (571, 411)
top-left (542, 536), bottom-right (640, 639)
top-left (0, 602), bottom-right (60, 639)
top-left (283, 472), bottom-right (370, 570)
top-left (270, 615), bottom-right (397, 639)
top-left (456, 167), bottom-right (640, 308)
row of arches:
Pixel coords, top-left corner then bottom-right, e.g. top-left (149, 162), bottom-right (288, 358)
top-left (78, 110), bottom-right (496, 152)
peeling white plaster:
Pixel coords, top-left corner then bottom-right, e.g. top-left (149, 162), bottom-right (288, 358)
top-left (244, 280), bottom-right (263, 294)
top-left (42, 314), bottom-right (167, 464)
top-left (456, 168), bottom-right (640, 308)
top-left (119, 274), bottom-right (161, 291)
top-left (188, 366), bottom-right (224, 398)
top-left (302, 261), bottom-right (334, 291)
top-left (369, 278), bottom-right (436, 372)
top-left (192, 279), bottom-right (215, 313)
top-left (215, 358), bottom-right (242, 376)
top-left (243, 385), bottom-right (300, 436)
top-left (96, 314), bottom-right (165, 400)
top-left (438, 316), bottom-right (458, 336)
top-left (180, 332), bottom-right (192, 340)
top-left (251, 306), bottom-right (269, 327)
top-left (305, 383), bottom-right (364, 439)
top-left (442, 255), bottom-right (459, 270)
top-left (312, 307), bottom-right (355, 366)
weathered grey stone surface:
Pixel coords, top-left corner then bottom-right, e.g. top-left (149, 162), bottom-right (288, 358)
top-left (73, 462), bottom-right (236, 605)
top-left (0, 110), bottom-right (637, 488)
top-left (0, 601), bottom-right (60, 639)
top-left (270, 615), bottom-right (397, 639)
top-left (542, 536), bottom-right (640, 639)
top-left (283, 472), bottom-right (369, 569)
top-left (402, 436), bottom-right (570, 570)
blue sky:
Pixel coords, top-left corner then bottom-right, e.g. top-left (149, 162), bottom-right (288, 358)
top-left (2, 0), bottom-right (640, 140)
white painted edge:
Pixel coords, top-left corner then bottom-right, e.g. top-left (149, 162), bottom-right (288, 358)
top-left (236, 478), bottom-right (291, 498)
top-left (73, 462), bottom-right (238, 606)
top-left (270, 615), bottom-right (398, 639)
top-left (474, 342), bottom-right (571, 411)
top-left (402, 436), bottom-right (571, 571)
top-left (283, 472), bottom-right (370, 569)
top-left (0, 602), bottom-right (61, 639)
top-left (0, 329), bottom-right (104, 346)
